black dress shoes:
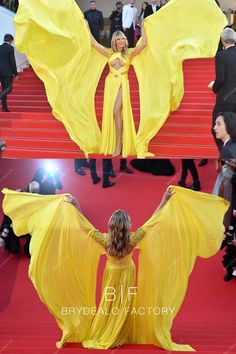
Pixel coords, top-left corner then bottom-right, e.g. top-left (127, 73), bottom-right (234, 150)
top-left (189, 181), bottom-right (201, 191)
top-left (120, 167), bottom-right (133, 174)
top-left (109, 170), bottom-right (116, 178)
top-left (224, 273), bottom-right (233, 282)
top-left (178, 180), bottom-right (186, 188)
top-left (76, 168), bottom-right (86, 176)
top-left (103, 181), bottom-right (115, 188)
top-left (93, 177), bottom-right (101, 184)
top-left (198, 159), bottom-right (208, 167)
top-left (2, 107), bottom-right (10, 112)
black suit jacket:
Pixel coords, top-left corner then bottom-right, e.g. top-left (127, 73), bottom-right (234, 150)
top-left (0, 42), bottom-right (17, 77)
top-left (84, 9), bottom-right (104, 34)
top-left (212, 46), bottom-right (236, 104)
top-left (220, 140), bottom-right (236, 159)
top-left (144, 4), bottom-right (160, 18)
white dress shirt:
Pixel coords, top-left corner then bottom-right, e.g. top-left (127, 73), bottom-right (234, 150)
top-left (122, 4), bottom-right (137, 29)
top-left (151, 4), bottom-right (157, 13)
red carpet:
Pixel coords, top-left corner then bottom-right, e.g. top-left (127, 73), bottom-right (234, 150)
top-left (0, 159), bottom-right (236, 354)
top-left (0, 59), bottom-right (218, 158)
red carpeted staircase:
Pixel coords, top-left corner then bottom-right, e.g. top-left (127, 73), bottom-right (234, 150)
top-left (0, 59), bottom-right (218, 158)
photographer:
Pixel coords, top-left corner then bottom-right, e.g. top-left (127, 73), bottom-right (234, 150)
top-left (32, 167), bottom-right (63, 195)
top-left (0, 181), bottom-right (40, 258)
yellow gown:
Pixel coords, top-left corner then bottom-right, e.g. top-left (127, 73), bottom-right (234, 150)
top-left (14, 0), bottom-right (227, 157)
top-left (100, 51), bottom-right (136, 157)
top-left (2, 186), bottom-right (229, 351)
top-left (83, 229), bottom-right (145, 349)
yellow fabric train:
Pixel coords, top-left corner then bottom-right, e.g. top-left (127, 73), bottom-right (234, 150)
top-left (2, 187), bottom-right (229, 350)
top-left (14, 0), bottom-right (226, 157)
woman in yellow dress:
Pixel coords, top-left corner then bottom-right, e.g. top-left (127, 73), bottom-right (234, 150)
top-left (90, 22), bottom-right (147, 157)
top-left (14, 0), bottom-right (227, 158)
top-left (2, 186), bottom-right (229, 351)
top-left (75, 189), bottom-right (173, 348)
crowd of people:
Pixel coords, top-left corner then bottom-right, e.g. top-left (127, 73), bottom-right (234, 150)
top-left (84, 0), bottom-right (169, 46)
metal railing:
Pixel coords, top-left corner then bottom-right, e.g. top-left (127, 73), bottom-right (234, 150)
top-left (0, 0), bottom-right (18, 13)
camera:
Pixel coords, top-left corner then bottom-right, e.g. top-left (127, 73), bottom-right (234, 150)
top-left (1, 224), bottom-right (12, 239)
top-left (224, 226), bottom-right (236, 243)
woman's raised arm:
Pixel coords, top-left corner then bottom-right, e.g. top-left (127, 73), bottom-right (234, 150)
top-left (85, 19), bottom-right (110, 58)
top-left (130, 20), bottom-right (147, 59)
top-left (153, 188), bottom-right (174, 215)
top-left (65, 195), bottom-right (82, 213)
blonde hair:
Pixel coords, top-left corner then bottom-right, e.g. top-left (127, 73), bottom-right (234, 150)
top-left (107, 210), bottom-right (131, 258)
top-left (111, 31), bottom-right (128, 57)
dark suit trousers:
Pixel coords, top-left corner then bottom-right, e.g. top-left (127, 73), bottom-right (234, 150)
top-left (0, 76), bottom-right (13, 109)
top-left (89, 159), bottom-right (113, 184)
top-left (125, 25), bottom-right (134, 48)
top-left (74, 159), bottom-right (88, 170)
top-left (180, 159), bottom-right (199, 182)
top-left (212, 103), bottom-right (236, 151)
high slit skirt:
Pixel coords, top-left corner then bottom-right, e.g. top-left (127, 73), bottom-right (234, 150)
top-left (100, 72), bottom-right (137, 157)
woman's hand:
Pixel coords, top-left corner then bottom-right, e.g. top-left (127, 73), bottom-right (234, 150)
top-left (65, 194), bottom-right (75, 204)
top-left (208, 81), bottom-right (214, 90)
top-left (65, 194), bottom-right (82, 213)
top-left (153, 187), bottom-right (174, 215)
top-left (226, 159), bottom-right (236, 169)
top-left (162, 187), bottom-right (174, 203)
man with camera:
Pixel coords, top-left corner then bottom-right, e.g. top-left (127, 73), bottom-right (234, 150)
top-left (0, 181), bottom-right (40, 258)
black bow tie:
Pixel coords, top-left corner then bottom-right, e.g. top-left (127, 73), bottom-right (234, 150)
top-left (131, 5), bottom-right (134, 7)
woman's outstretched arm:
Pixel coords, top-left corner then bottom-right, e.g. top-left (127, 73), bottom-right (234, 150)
top-left (153, 188), bottom-right (174, 215)
top-left (85, 19), bottom-right (109, 58)
top-left (130, 20), bottom-right (147, 58)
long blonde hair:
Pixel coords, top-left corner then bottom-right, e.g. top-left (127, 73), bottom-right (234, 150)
top-left (107, 210), bottom-right (131, 258)
top-left (111, 31), bottom-right (128, 57)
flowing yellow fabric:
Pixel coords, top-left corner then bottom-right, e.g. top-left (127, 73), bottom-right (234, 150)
top-left (2, 190), bottom-right (104, 346)
top-left (133, 0), bottom-right (227, 157)
top-left (2, 187), bottom-right (229, 350)
top-left (14, 0), bottom-right (226, 158)
top-left (14, 0), bottom-right (106, 155)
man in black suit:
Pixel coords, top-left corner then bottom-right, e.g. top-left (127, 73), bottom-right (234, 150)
top-left (144, 0), bottom-right (160, 18)
top-left (0, 34), bottom-right (18, 112)
top-left (211, 28), bottom-right (236, 151)
top-left (84, 1), bottom-right (104, 44)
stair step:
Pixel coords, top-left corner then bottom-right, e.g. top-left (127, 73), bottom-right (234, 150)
top-left (1, 57), bottom-right (219, 158)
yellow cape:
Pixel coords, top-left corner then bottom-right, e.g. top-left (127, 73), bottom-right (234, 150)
top-left (2, 186), bottom-right (229, 350)
top-left (14, 0), bottom-right (226, 157)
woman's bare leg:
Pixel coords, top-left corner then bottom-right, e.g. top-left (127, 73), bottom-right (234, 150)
top-left (113, 87), bottom-right (123, 157)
